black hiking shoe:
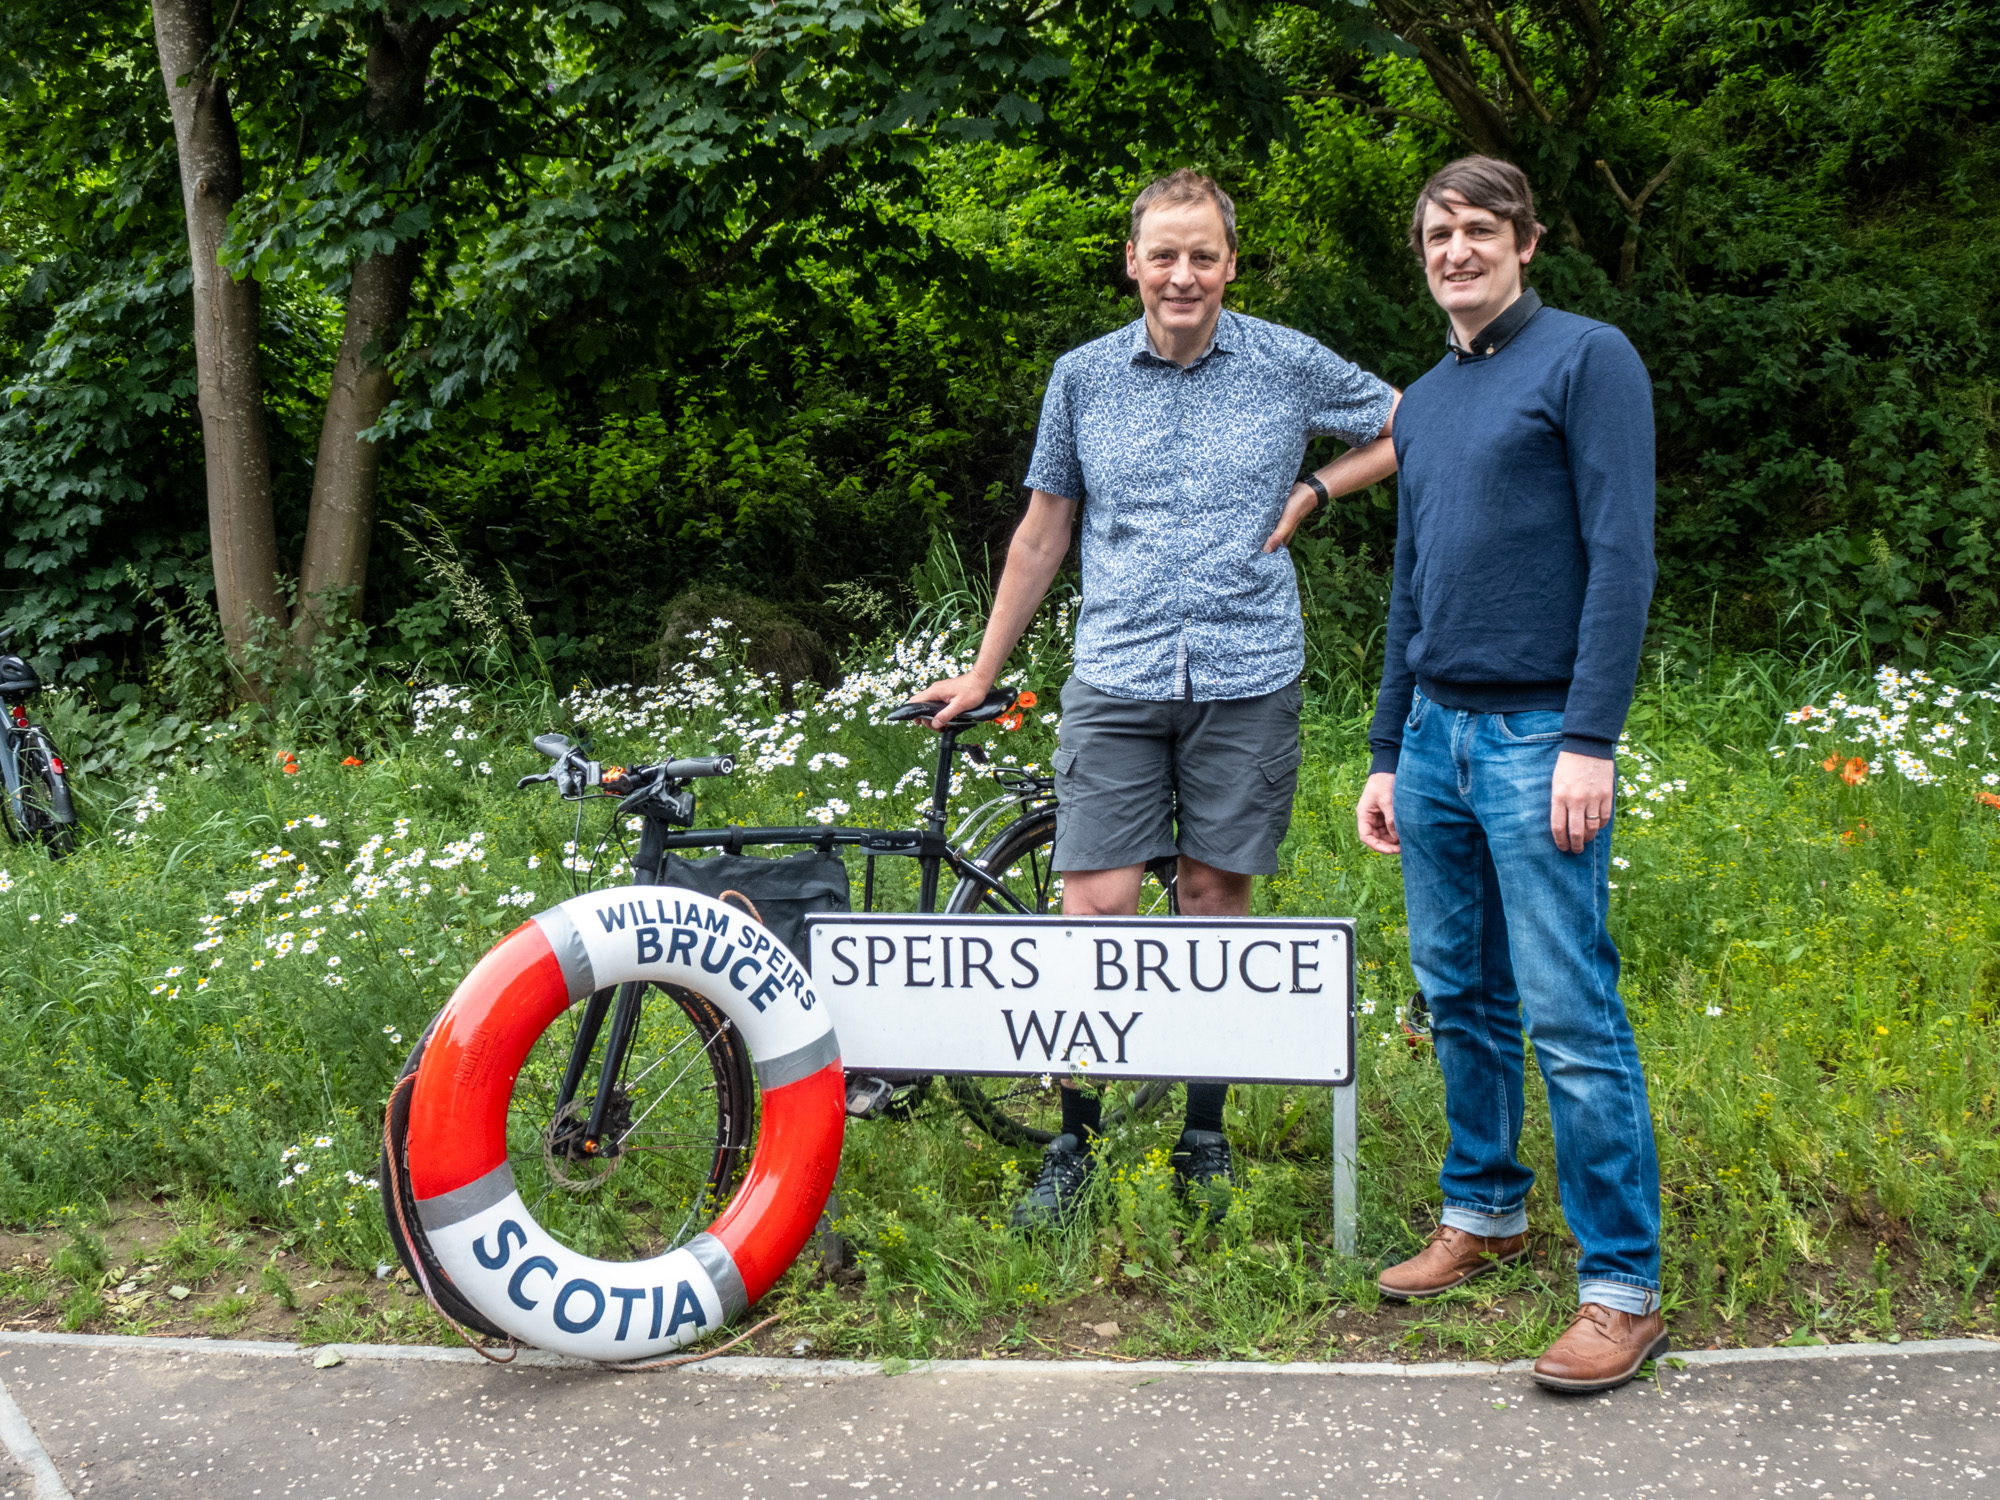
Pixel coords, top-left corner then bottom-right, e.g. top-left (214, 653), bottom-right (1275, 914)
top-left (1008, 1133), bottom-right (1096, 1232)
top-left (1171, 1128), bottom-right (1235, 1225)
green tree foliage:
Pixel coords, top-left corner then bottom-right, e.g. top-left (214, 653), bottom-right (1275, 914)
top-left (2, 0), bottom-right (1997, 686)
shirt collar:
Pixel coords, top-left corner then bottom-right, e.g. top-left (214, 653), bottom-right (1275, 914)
top-left (1447, 287), bottom-right (1543, 362)
top-left (1131, 310), bottom-right (1236, 368)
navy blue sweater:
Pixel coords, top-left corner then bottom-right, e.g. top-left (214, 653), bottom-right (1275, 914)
top-left (1367, 300), bottom-right (1656, 773)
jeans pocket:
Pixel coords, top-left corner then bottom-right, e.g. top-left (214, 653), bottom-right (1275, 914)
top-left (1405, 691), bottom-right (1429, 735)
top-left (1495, 710), bottom-right (1564, 743)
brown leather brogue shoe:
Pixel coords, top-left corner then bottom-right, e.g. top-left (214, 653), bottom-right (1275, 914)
top-left (1376, 1225), bottom-right (1527, 1302)
top-left (1531, 1303), bottom-right (1669, 1393)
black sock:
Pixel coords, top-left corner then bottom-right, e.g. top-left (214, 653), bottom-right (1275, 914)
top-left (1060, 1087), bottom-right (1101, 1142)
top-left (1183, 1082), bottom-right (1228, 1136)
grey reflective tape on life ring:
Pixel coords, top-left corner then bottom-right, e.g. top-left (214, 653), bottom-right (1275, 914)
top-left (684, 1232), bottom-right (749, 1322)
top-left (753, 1029), bottom-right (841, 1092)
top-left (415, 1160), bottom-right (517, 1233)
top-left (533, 905), bottom-right (597, 1000)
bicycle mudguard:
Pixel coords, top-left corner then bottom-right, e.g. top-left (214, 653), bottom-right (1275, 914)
top-left (402, 886), bottom-right (844, 1361)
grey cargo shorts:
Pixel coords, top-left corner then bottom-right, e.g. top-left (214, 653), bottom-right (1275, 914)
top-left (1050, 675), bottom-right (1304, 875)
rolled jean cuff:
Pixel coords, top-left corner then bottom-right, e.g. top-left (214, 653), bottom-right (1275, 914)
top-left (1579, 1279), bottom-right (1660, 1317)
top-left (1441, 1203), bottom-right (1528, 1239)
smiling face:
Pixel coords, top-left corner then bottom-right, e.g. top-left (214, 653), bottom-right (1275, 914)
top-left (1421, 192), bottom-right (1538, 336)
top-left (1126, 198), bottom-right (1238, 348)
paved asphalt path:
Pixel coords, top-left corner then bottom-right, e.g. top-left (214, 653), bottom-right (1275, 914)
top-left (1, 1336), bottom-right (1996, 1499)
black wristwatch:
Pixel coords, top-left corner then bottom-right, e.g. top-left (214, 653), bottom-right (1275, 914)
top-left (1299, 473), bottom-right (1329, 503)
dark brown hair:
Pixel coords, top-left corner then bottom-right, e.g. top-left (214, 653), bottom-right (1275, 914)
top-left (1407, 156), bottom-right (1545, 256)
top-left (1131, 169), bottom-right (1238, 253)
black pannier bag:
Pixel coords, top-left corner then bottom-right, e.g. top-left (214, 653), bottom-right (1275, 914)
top-left (657, 850), bottom-right (850, 968)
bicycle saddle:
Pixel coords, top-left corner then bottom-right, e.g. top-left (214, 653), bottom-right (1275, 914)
top-left (884, 687), bottom-right (1016, 725)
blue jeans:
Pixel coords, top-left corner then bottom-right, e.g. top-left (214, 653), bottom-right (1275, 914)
top-left (1394, 692), bottom-right (1661, 1315)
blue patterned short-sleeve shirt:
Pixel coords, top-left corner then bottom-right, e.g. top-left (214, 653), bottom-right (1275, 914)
top-left (1025, 310), bottom-right (1395, 702)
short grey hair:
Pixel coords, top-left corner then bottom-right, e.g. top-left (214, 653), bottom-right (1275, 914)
top-left (1130, 169), bottom-right (1238, 252)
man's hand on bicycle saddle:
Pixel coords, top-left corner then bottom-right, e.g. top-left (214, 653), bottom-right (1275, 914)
top-left (909, 673), bottom-right (996, 731)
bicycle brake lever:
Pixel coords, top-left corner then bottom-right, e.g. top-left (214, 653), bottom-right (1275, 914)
top-left (517, 771), bottom-right (555, 789)
top-left (615, 769), bottom-right (663, 817)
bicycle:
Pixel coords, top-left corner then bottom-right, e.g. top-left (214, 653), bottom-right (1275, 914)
top-left (381, 686), bottom-right (1177, 1341)
top-left (0, 627), bottom-right (77, 858)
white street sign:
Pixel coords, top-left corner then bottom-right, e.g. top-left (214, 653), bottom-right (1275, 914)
top-left (805, 915), bottom-right (1353, 1086)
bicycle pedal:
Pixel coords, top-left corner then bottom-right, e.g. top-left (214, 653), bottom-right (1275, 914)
top-left (845, 1076), bottom-right (897, 1118)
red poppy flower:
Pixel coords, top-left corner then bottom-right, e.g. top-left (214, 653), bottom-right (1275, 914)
top-left (1822, 755), bottom-right (1840, 773)
top-left (1978, 791), bottom-right (2000, 811)
top-left (342, 756), bottom-right (363, 767)
top-left (1017, 690), bottom-right (1038, 709)
top-left (1841, 757), bottom-right (1867, 786)
top-left (998, 711), bottom-right (1023, 731)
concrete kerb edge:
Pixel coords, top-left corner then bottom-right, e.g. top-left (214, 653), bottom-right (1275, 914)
top-left (0, 1328), bottom-right (1996, 1379)
top-left (0, 1375), bottom-right (76, 1499)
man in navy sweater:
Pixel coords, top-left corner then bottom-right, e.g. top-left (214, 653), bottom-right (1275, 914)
top-left (1357, 156), bottom-right (1666, 1392)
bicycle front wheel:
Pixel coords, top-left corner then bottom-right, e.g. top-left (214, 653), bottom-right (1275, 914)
top-left (941, 811), bottom-right (1177, 1148)
top-left (385, 981), bottom-right (758, 1342)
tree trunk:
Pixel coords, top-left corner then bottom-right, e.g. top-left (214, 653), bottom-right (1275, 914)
top-left (151, 0), bottom-right (286, 678)
top-left (293, 16), bottom-right (447, 654)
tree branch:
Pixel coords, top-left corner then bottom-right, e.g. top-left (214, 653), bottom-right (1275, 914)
top-left (1595, 154), bottom-right (1678, 218)
top-left (679, 145), bottom-right (852, 288)
top-left (1464, 2), bottom-right (1553, 126)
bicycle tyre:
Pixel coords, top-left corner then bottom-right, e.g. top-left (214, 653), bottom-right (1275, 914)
top-left (3, 737), bottom-right (72, 858)
top-left (383, 980), bottom-right (759, 1345)
top-left (940, 810), bottom-right (1177, 1150)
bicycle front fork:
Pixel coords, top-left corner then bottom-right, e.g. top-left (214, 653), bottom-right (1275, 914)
top-left (555, 823), bottom-right (672, 1158)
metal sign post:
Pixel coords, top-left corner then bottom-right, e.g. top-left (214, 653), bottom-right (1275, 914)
top-left (807, 913), bottom-right (1357, 1250)
top-left (1333, 1075), bottom-right (1357, 1257)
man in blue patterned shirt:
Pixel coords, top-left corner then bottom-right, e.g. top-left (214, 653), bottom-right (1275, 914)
top-left (919, 169), bottom-right (1399, 1226)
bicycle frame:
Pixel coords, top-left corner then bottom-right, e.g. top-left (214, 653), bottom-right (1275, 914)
top-left (545, 720), bottom-right (1047, 1158)
top-left (1, 716), bottom-right (73, 842)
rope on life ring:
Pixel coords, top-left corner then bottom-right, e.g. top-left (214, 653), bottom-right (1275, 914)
top-left (397, 885), bottom-right (845, 1362)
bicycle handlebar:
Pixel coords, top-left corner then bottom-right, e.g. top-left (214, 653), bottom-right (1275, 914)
top-left (514, 739), bottom-right (735, 805)
top-left (660, 755), bottom-right (734, 779)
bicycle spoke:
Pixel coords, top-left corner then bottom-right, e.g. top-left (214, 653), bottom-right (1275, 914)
top-left (505, 981), bottom-right (750, 1261)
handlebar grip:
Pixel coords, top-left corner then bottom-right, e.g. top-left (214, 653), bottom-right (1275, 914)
top-left (662, 755), bottom-right (734, 779)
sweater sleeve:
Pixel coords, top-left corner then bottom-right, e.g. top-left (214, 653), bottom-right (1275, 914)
top-left (1558, 327), bottom-right (1657, 758)
top-left (1367, 471), bottom-right (1421, 775)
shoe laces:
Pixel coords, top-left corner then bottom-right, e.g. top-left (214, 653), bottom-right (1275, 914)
top-left (1032, 1136), bottom-right (1092, 1197)
top-left (1567, 1302), bottom-right (1622, 1338)
top-left (1175, 1134), bottom-right (1230, 1179)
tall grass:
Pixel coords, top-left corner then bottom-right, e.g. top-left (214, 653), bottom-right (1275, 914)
top-left (1, 607), bottom-right (1997, 1355)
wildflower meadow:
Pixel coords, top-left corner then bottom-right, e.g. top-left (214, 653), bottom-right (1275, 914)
top-left (2, 607), bottom-right (1998, 1361)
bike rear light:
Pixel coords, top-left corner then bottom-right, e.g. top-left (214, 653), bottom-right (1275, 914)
top-left (8, 705), bottom-right (23, 725)
top-left (49, 755), bottom-right (65, 777)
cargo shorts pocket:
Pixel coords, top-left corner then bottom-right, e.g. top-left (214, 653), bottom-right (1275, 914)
top-left (1053, 747), bottom-right (1078, 776)
top-left (1259, 743), bottom-right (1303, 784)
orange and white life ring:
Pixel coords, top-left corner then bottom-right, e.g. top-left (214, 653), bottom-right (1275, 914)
top-left (400, 886), bottom-right (844, 1361)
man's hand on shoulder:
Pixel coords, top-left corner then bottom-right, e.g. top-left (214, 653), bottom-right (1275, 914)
top-left (1550, 751), bottom-right (1615, 853)
top-left (1357, 771), bottom-right (1400, 854)
top-left (910, 673), bottom-right (995, 731)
